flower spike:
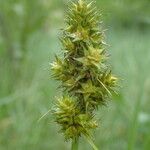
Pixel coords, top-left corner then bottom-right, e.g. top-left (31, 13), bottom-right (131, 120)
top-left (51, 0), bottom-right (118, 149)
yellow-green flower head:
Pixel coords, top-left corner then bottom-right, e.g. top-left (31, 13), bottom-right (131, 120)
top-left (51, 0), bottom-right (118, 148)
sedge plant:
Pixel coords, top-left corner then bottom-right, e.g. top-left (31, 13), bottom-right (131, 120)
top-left (51, 0), bottom-right (117, 149)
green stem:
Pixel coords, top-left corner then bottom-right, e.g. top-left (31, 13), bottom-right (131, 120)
top-left (127, 85), bottom-right (143, 150)
top-left (71, 137), bottom-right (79, 150)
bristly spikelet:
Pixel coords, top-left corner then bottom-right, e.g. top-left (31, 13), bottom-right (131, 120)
top-left (51, 0), bottom-right (118, 148)
top-left (53, 96), bottom-right (98, 140)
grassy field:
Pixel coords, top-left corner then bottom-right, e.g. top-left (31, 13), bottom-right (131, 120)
top-left (0, 0), bottom-right (150, 150)
top-left (0, 27), bottom-right (150, 150)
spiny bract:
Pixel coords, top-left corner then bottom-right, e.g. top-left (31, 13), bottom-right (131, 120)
top-left (51, 0), bottom-right (117, 147)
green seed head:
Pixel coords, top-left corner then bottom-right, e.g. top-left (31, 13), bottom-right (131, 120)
top-left (51, 0), bottom-right (118, 146)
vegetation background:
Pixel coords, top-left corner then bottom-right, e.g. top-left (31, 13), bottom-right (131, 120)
top-left (0, 0), bottom-right (149, 149)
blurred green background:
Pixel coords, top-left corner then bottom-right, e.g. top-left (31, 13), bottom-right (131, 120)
top-left (0, 0), bottom-right (150, 149)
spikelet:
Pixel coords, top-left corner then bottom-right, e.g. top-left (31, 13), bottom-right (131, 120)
top-left (53, 96), bottom-right (98, 140)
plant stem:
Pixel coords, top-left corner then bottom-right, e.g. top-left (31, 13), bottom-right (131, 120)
top-left (128, 94), bottom-right (142, 150)
top-left (71, 137), bottom-right (79, 150)
top-left (127, 77), bottom-right (144, 150)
